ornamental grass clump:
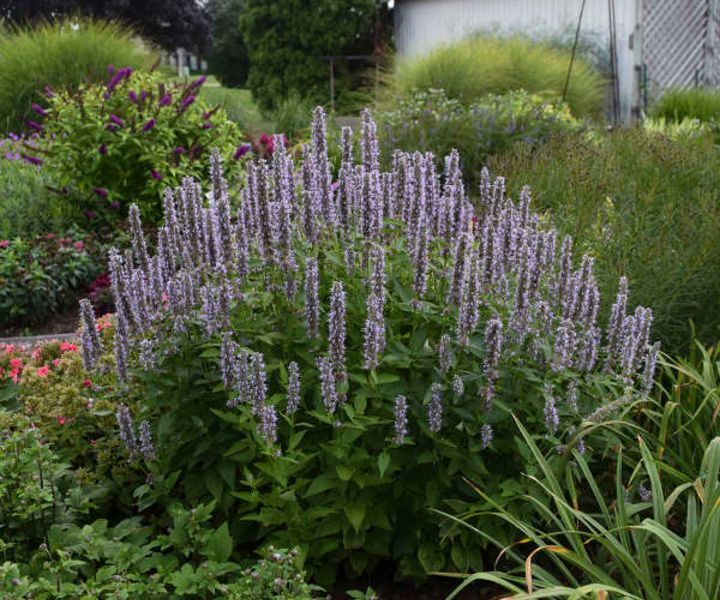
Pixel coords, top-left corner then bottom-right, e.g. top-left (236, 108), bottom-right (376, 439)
top-left (82, 108), bottom-right (657, 582)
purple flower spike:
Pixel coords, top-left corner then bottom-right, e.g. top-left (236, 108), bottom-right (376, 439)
top-left (233, 143), bottom-right (251, 160)
top-left (128, 90), bottom-right (138, 103)
top-left (142, 118), bottom-right (156, 132)
top-left (93, 187), bottom-right (109, 198)
top-left (159, 93), bottom-right (172, 107)
top-left (99, 144), bottom-right (108, 155)
top-left (109, 114), bottom-right (124, 127)
top-left (173, 146), bottom-right (185, 155)
top-left (21, 154), bottom-right (42, 166)
top-left (107, 64), bottom-right (116, 75)
top-left (109, 200), bottom-right (121, 210)
top-left (150, 169), bottom-right (163, 181)
top-left (44, 85), bottom-right (54, 98)
top-left (26, 120), bottom-right (43, 132)
top-left (31, 103), bottom-right (48, 117)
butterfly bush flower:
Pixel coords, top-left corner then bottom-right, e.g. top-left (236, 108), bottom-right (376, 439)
top-left (287, 361), bottom-right (301, 414)
top-left (393, 395), bottom-right (408, 444)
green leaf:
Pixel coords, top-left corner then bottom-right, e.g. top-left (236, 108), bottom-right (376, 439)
top-left (377, 452), bottom-right (391, 478)
top-left (204, 522), bottom-right (233, 562)
top-left (344, 503), bottom-right (366, 533)
top-left (306, 474), bottom-right (339, 497)
top-left (336, 465), bottom-right (354, 481)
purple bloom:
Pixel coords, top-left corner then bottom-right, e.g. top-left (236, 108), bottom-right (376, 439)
top-left (150, 169), bottom-right (163, 181)
top-left (249, 353), bottom-right (268, 415)
top-left (544, 392), bottom-right (559, 435)
top-left (452, 374), bottom-right (464, 396)
top-left (109, 114), bottom-right (124, 127)
top-left (304, 258), bottom-right (320, 338)
top-left (638, 483), bottom-right (652, 502)
top-left (220, 332), bottom-right (238, 389)
top-left (180, 95), bottom-right (196, 110)
top-left (93, 187), bottom-right (109, 198)
top-left (393, 395), bottom-right (408, 444)
top-left (173, 146), bottom-right (185, 155)
top-left (481, 423), bottom-right (494, 449)
top-left (44, 85), bottom-right (54, 98)
top-left (107, 64), bottom-right (116, 75)
top-left (233, 143), bottom-right (251, 160)
top-left (84, 210), bottom-right (97, 220)
top-left (190, 75), bottom-right (207, 90)
top-left (142, 118), bottom-right (156, 132)
top-left (99, 144), bottom-right (108, 155)
top-left (427, 383), bottom-right (443, 433)
top-left (257, 404), bottom-right (278, 445)
top-left (27, 120), bottom-right (43, 133)
top-left (363, 292), bottom-right (385, 370)
top-left (21, 154), bottom-right (42, 166)
top-left (437, 334), bottom-right (453, 374)
top-left (483, 314), bottom-right (503, 382)
top-left (202, 122), bottom-right (213, 130)
top-left (31, 103), bottom-right (48, 118)
top-left (116, 403), bottom-right (138, 457)
top-left (128, 90), bottom-right (138, 103)
top-left (159, 93), bottom-right (172, 107)
top-left (317, 355), bottom-right (338, 414)
top-left (79, 298), bottom-right (102, 370)
top-left (109, 200), bottom-right (121, 210)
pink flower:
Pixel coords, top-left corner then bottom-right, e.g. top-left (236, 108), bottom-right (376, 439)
top-left (73, 241), bottom-right (85, 252)
top-left (4, 344), bottom-right (15, 354)
top-left (37, 366), bottom-right (50, 377)
top-left (10, 368), bottom-right (20, 383)
top-left (9, 358), bottom-right (22, 369)
top-left (31, 348), bottom-right (42, 361)
top-left (52, 358), bottom-right (61, 367)
top-left (0, 240), bottom-right (9, 249)
top-left (57, 416), bottom-right (66, 426)
top-left (60, 342), bottom-right (78, 353)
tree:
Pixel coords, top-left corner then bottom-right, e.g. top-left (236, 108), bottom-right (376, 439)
top-left (240, 0), bottom-right (385, 111)
top-left (0, 0), bottom-right (210, 51)
top-left (207, 0), bottom-right (249, 88)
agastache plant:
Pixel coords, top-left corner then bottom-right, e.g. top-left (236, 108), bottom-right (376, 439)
top-left (83, 107), bottom-right (658, 458)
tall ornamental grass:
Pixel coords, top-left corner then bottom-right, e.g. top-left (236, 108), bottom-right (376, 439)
top-left (650, 87), bottom-right (720, 123)
top-left (383, 35), bottom-right (605, 118)
top-left (489, 129), bottom-right (720, 352)
top-left (0, 19), bottom-right (153, 132)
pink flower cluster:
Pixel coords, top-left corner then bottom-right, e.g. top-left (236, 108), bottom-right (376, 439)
top-left (0, 340), bottom-right (80, 384)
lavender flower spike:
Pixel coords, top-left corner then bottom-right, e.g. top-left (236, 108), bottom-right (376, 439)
top-left (138, 420), bottom-right (157, 461)
top-left (437, 334), bottom-right (453, 374)
top-left (317, 355), bottom-right (338, 414)
top-left (220, 332), bottom-right (238, 390)
top-left (79, 298), bottom-right (102, 370)
top-left (304, 258), bottom-right (320, 339)
top-left (328, 281), bottom-right (347, 376)
top-left (116, 403), bottom-right (138, 457)
top-left (287, 361), bottom-right (301, 414)
top-left (257, 404), bottom-right (278, 445)
top-left (427, 383), bottom-right (443, 433)
top-left (393, 395), bottom-right (409, 444)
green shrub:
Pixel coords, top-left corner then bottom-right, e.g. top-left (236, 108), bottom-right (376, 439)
top-left (0, 148), bottom-right (81, 238)
top-left (272, 91), bottom-right (315, 140)
top-left (36, 69), bottom-right (246, 225)
top-left (488, 129), bottom-right (720, 352)
top-left (448, 420), bottom-right (720, 600)
top-left (0, 19), bottom-right (153, 133)
top-left (378, 89), bottom-right (583, 186)
top-left (383, 35), bottom-right (605, 118)
top-left (650, 87), bottom-right (720, 123)
top-left (0, 231), bottom-right (104, 327)
top-left (84, 110), bottom-right (657, 584)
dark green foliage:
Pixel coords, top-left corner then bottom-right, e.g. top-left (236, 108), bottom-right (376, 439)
top-left (0, 231), bottom-right (104, 327)
top-left (489, 130), bottom-right (720, 352)
top-left (378, 89), bottom-right (584, 187)
top-left (650, 87), bottom-right (720, 123)
top-left (0, 19), bottom-right (153, 133)
top-left (207, 0), bottom-right (250, 88)
top-left (239, 0), bottom-right (378, 111)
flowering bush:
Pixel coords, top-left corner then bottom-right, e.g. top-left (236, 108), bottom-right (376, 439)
top-left (0, 231), bottom-right (105, 327)
top-left (81, 109), bottom-right (657, 582)
top-left (31, 68), bottom-right (247, 225)
top-left (379, 89), bottom-right (583, 187)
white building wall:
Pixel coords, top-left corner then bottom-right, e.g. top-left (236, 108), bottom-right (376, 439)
top-left (395, 0), bottom-right (641, 122)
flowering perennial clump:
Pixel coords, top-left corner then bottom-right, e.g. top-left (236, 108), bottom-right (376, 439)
top-left (83, 107), bottom-right (659, 455)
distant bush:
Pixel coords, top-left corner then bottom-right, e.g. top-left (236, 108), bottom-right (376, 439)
top-left (272, 91), bottom-right (315, 139)
top-left (489, 129), bottom-right (720, 351)
top-left (383, 35), bottom-right (605, 118)
top-left (0, 19), bottom-right (153, 133)
top-left (378, 88), bottom-right (583, 186)
top-left (650, 87), bottom-right (720, 123)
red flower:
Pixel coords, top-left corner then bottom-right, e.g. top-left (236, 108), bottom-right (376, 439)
top-left (9, 358), bottom-right (22, 369)
top-left (60, 342), bottom-right (78, 353)
top-left (4, 344), bottom-right (15, 354)
top-left (83, 378), bottom-right (92, 388)
top-left (52, 358), bottom-right (61, 368)
top-left (10, 368), bottom-right (20, 383)
top-left (57, 416), bottom-right (66, 426)
top-left (36, 365), bottom-right (50, 378)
